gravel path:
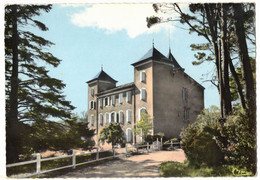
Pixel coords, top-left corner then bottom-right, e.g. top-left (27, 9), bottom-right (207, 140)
top-left (57, 149), bottom-right (186, 178)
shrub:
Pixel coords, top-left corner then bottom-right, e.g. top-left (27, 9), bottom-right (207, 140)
top-left (180, 106), bottom-right (224, 167)
top-left (221, 107), bottom-right (256, 173)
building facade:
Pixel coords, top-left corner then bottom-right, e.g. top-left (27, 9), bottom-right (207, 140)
top-left (87, 46), bottom-right (204, 145)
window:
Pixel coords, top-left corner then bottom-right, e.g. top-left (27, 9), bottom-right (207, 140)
top-left (99, 98), bottom-right (103, 108)
top-left (118, 93), bottom-right (123, 104)
top-left (111, 95), bottom-right (116, 106)
top-left (126, 91), bottom-right (132, 103)
top-left (139, 108), bottom-right (147, 120)
top-left (184, 108), bottom-right (189, 121)
top-left (110, 112), bottom-right (116, 123)
top-left (90, 115), bottom-right (94, 126)
top-left (126, 109), bottom-right (132, 123)
top-left (182, 88), bottom-right (187, 101)
top-left (90, 88), bottom-right (94, 97)
top-left (99, 114), bottom-right (103, 125)
top-left (140, 71), bottom-right (146, 83)
top-left (89, 101), bottom-right (95, 110)
top-left (104, 97), bottom-right (110, 106)
top-left (119, 111), bottom-right (124, 124)
top-left (140, 88), bottom-right (146, 101)
top-left (105, 113), bottom-right (109, 124)
top-left (126, 128), bottom-right (133, 143)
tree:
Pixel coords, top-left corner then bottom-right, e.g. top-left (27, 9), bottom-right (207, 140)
top-left (19, 118), bottom-right (95, 160)
top-left (232, 4), bottom-right (256, 117)
top-left (5, 5), bottom-right (75, 163)
top-left (99, 123), bottom-right (125, 148)
top-left (147, 3), bottom-right (255, 118)
top-left (147, 3), bottom-right (256, 173)
top-left (74, 111), bottom-right (88, 123)
top-left (132, 112), bottom-right (153, 142)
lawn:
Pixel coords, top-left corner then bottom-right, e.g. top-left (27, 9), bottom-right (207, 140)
top-left (160, 161), bottom-right (253, 177)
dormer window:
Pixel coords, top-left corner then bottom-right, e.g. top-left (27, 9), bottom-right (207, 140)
top-left (140, 71), bottom-right (146, 83)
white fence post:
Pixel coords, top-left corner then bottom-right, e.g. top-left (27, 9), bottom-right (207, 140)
top-left (36, 153), bottom-right (41, 174)
top-left (161, 137), bottom-right (163, 150)
top-left (113, 148), bottom-right (115, 158)
top-left (72, 150), bottom-right (76, 169)
top-left (157, 138), bottom-right (159, 150)
top-left (171, 140), bottom-right (173, 148)
top-left (96, 148), bottom-right (99, 160)
top-left (125, 145), bottom-right (128, 154)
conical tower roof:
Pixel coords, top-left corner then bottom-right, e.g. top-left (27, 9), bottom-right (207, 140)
top-left (132, 46), bottom-right (171, 66)
top-left (168, 49), bottom-right (183, 70)
top-left (87, 70), bottom-right (117, 84)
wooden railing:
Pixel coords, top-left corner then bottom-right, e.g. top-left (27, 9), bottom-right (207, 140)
top-left (6, 143), bottom-right (152, 178)
top-left (6, 139), bottom-right (180, 178)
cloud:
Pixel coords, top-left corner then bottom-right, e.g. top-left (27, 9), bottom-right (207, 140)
top-left (69, 4), bottom-right (180, 38)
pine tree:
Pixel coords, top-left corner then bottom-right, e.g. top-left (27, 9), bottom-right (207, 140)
top-left (5, 5), bottom-right (75, 163)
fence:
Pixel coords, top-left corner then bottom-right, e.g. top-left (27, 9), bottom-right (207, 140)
top-left (6, 143), bottom-right (152, 178)
top-left (6, 139), bottom-right (180, 178)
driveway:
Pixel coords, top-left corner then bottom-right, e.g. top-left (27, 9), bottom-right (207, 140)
top-left (57, 149), bottom-right (186, 178)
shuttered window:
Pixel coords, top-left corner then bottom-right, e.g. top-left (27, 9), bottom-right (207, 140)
top-left (126, 128), bottom-right (133, 143)
top-left (140, 71), bottom-right (146, 83)
top-left (105, 113), bottom-right (109, 124)
top-left (126, 109), bottom-right (132, 123)
top-left (184, 108), bottom-right (189, 121)
top-left (90, 115), bottom-right (94, 126)
top-left (118, 93), bottom-right (123, 104)
top-left (182, 88), bottom-right (187, 101)
top-left (111, 95), bottom-right (116, 105)
top-left (126, 91), bottom-right (132, 103)
top-left (99, 98), bottom-right (103, 108)
top-left (90, 88), bottom-right (94, 97)
top-left (99, 114), bottom-right (103, 125)
top-left (119, 111), bottom-right (124, 124)
top-left (89, 101), bottom-right (95, 110)
top-left (110, 112), bottom-right (116, 123)
top-left (139, 108), bottom-right (147, 120)
top-left (140, 88), bottom-right (146, 101)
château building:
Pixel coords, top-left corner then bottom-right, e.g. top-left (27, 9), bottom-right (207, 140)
top-left (87, 45), bottom-right (204, 145)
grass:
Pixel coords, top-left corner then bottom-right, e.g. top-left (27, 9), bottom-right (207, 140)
top-left (160, 161), bottom-right (254, 177)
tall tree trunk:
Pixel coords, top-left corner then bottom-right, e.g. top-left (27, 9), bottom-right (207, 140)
top-left (233, 3), bottom-right (256, 174)
top-left (228, 56), bottom-right (246, 109)
top-left (204, 4), bottom-right (224, 117)
top-left (233, 4), bottom-right (255, 113)
top-left (6, 5), bottom-right (20, 163)
top-left (217, 39), bottom-right (224, 118)
top-left (220, 3), bottom-right (232, 116)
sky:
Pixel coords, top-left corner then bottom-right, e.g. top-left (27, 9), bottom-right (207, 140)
top-left (0, 0), bottom-right (259, 177)
top-left (19, 3), bottom-right (220, 117)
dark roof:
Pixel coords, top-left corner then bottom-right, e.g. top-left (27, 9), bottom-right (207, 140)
top-left (131, 46), bottom-right (170, 66)
top-left (97, 82), bottom-right (135, 96)
top-left (86, 70), bottom-right (117, 84)
top-left (168, 50), bottom-right (183, 70)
